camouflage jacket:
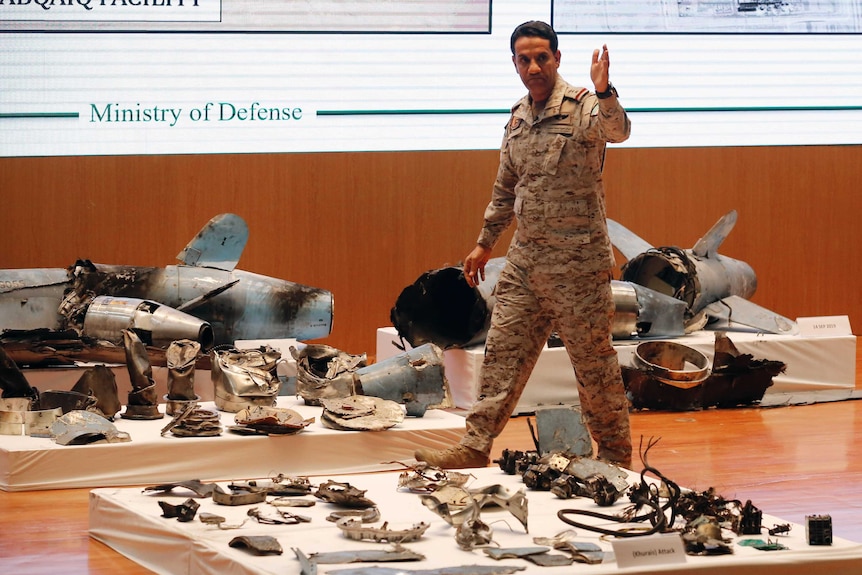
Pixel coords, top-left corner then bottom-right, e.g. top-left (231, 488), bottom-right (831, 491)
top-left (477, 75), bottom-right (631, 275)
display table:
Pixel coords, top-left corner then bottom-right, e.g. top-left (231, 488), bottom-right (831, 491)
top-left (0, 396), bottom-right (463, 492)
top-left (89, 465), bottom-right (862, 575)
top-left (376, 327), bottom-right (858, 414)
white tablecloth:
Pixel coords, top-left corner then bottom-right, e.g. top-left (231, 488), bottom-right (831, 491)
top-left (377, 328), bottom-right (857, 414)
top-left (89, 465), bottom-right (862, 575)
top-left (0, 396), bottom-right (463, 491)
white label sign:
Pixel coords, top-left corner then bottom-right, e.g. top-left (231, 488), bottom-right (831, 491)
top-left (796, 315), bottom-right (853, 337)
top-left (612, 533), bottom-right (687, 569)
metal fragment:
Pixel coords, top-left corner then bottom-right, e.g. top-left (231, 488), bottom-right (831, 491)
top-left (229, 535), bottom-right (283, 556)
top-left (315, 480), bottom-right (376, 509)
top-left (523, 553), bottom-right (574, 567)
top-left (326, 507), bottom-right (381, 523)
top-left (335, 518), bottom-right (430, 543)
top-left (320, 395), bottom-right (405, 431)
top-left (309, 544), bottom-right (425, 564)
top-left (212, 484), bottom-right (267, 506)
top-left (233, 475), bottom-right (313, 496)
top-left (353, 342), bottom-right (453, 416)
top-left (198, 512), bottom-right (247, 530)
top-left (211, 345), bottom-right (281, 413)
top-left (143, 479), bottom-right (216, 498)
top-left (158, 498), bottom-right (200, 522)
top-left (233, 405), bottom-right (313, 435)
top-left (394, 461), bottom-right (473, 493)
top-left (483, 547), bottom-right (548, 561)
top-left (120, 329), bottom-right (163, 420)
top-left (68, 365), bottom-right (122, 418)
top-left (50, 410), bottom-right (132, 445)
top-left (292, 344), bottom-right (365, 405)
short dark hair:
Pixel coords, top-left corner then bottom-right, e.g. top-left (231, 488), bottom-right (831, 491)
top-left (510, 21), bottom-right (558, 54)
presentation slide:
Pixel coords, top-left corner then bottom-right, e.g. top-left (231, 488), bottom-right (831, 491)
top-left (1, 0), bottom-right (861, 157)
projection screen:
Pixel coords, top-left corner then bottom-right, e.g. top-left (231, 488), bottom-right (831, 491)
top-left (1, 0), bottom-right (861, 157)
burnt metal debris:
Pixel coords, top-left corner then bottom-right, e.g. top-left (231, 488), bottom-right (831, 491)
top-left (306, 544), bottom-right (425, 564)
top-left (293, 342), bottom-right (453, 417)
top-left (529, 407), bottom-right (592, 457)
top-left (164, 339), bottom-right (201, 415)
top-left (293, 344), bottom-right (366, 405)
top-left (314, 480), bottom-right (377, 509)
top-left (143, 479), bottom-right (217, 498)
top-left (212, 484), bottom-right (268, 506)
top-left (233, 474), bottom-right (313, 496)
top-left (0, 342), bottom-right (38, 401)
top-left (50, 409), bottom-right (132, 445)
top-left (419, 484), bottom-right (529, 533)
top-left (394, 462), bottom-right (473, 494)
top-left (623, 332), bottom-right (786, 411)
top-left (0, 214), bottom-right (334, 365)
top-left (121, 329), bottom-right (163, 420)
top-left (210, 345), bottom-right (281, 413)
top-left (167, 405), bottom-right (222, 437)
top-left (158, 498), bottom-right (200, 522)
top-left (335, 517), bottom-right (431, 543)
top-left (231, 405), bottom-right (313, 435)
top-left (326, 507), bottom-right (382, 524)
top-left (247, 506), bottom-right (312, 525)
top-left (198, 512), bottom-right (248, 530)
top-left (319, 395), bottom-right (405, 431)
top-left (228, 535), bottom-right (284, 556)
top-left (531, 533), bottom-right (605, 564)
top-left (391, 210), bottom-right (797, 352)
top-left (69, 365), bottom-right (121, 420)
top-left (0, 403), bottom-right (62, 437)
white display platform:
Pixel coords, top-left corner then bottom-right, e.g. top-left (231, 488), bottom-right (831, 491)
top-left (377, 327), bottom-right (858, 414)
top-left (89, 465), bottom-right (862, 575)
top-left (0, 396), bottom-right (463, 492)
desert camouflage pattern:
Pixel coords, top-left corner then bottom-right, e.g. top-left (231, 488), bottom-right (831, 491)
top-left (462, 76), bottom-right (633, 467)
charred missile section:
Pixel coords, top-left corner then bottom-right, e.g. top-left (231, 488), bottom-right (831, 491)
top-left (0, 214), bottom-right (334, 358)
top-left (609, 210), bottom-right (798, 335)
top-left (63, 260), bottom-right (332, 347)
top-left (391, 257), bottom-right (687, 350)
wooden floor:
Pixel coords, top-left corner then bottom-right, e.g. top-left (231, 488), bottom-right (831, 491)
top-left (1, 339), bottom-right (860, 575)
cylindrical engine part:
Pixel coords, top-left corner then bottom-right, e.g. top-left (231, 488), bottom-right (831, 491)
top-left (389, 258), bottom-right (503, 349)
top-left (83, 295), bottom-right (214, 350)
top-left (633, 340), bottom-right (711, 388)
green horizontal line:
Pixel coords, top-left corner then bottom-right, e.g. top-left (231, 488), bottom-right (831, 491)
top-left (317, 108), bottom-right (509, 116)
top-left (0, 112), bottom-right (79, 119)
top-left (318, 105), bottom-right (862, 116)
top-left (634, 105), bottom-right (862, 113)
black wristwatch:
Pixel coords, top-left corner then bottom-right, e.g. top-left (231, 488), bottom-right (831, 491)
top-left (596, 83), bottom-right (616, 99)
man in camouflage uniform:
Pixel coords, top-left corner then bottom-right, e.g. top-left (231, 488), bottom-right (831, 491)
top-left (416, 21), bottom-right (633, 469)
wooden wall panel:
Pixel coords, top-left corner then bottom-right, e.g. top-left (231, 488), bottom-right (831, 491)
top-left (1, 145), bottom-right (859, 356)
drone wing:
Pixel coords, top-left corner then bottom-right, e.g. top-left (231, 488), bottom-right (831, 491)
top-left (607, 218), bottom-right (654, 263)
top-left (176, 213), bottom-right (248, 271)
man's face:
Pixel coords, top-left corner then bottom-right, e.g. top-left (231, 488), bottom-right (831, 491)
top-left (512, 36), bottom-right (561, 104)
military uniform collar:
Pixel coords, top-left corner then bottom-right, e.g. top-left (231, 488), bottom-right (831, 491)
top-left (512, 75), bottom-right (585, 123)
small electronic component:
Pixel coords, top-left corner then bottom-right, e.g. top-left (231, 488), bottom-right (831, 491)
top-left (806, 514), bottom-right (833, 546)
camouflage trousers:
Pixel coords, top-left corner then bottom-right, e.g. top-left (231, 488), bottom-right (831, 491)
top-left (461, 261), bottom-right (632, 467)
